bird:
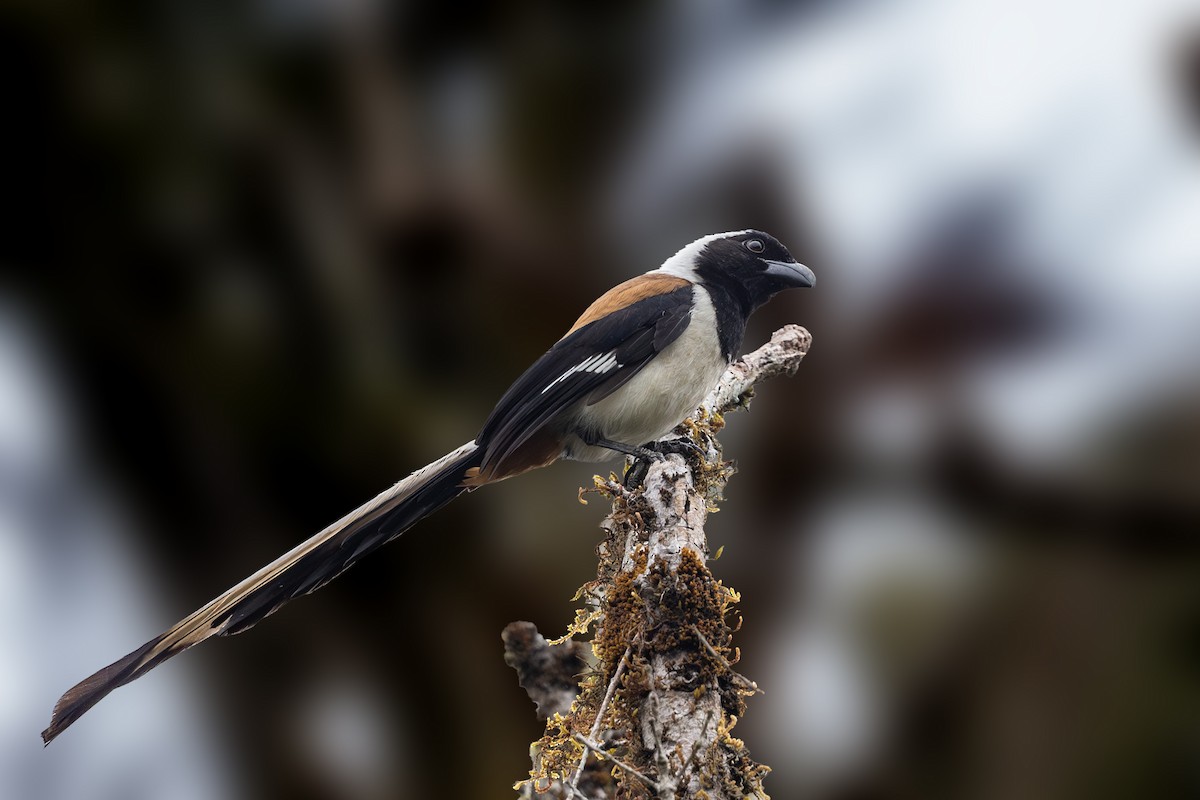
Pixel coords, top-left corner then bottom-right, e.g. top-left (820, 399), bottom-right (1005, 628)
top-left (42, 229), bottom-right (814, 743)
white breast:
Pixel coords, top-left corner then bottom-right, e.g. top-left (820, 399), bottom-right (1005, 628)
top-left (568, 287), bottom-right (728, 462)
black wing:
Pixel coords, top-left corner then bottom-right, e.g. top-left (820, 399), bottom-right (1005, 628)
top-left (476, 284), bottom-right (694, 473)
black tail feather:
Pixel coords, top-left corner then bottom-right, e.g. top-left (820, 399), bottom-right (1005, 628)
top-left (42, 442), bottom-right (483, 744)
top-left (217, 445), bottom-right (481, 635)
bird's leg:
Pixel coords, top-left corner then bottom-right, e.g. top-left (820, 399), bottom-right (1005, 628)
top-left (580, 432), bottom-right (702, 489)
top-left (579, 432), bottom-right (659, 488)
top-left (580, 432), bottom-right (659, 463)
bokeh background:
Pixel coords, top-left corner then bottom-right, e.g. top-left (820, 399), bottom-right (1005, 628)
top-left (3, 1), bottom-right (1199, 798)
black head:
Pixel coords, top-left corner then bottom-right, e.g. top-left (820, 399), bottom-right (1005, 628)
top-left (661, 229), bottom-right (814, 315)
top-left (656, 230), bottom-right (813, 361)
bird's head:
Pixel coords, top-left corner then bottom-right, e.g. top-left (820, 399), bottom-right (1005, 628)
top-left (659, 229), bottom-right (815, 313)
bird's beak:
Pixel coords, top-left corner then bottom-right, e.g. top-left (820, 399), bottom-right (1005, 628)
top-left (761, 258), bottom-right (816, 288)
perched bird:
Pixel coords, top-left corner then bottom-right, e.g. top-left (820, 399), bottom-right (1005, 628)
top-left (42, 229), bottom-right (814, 743)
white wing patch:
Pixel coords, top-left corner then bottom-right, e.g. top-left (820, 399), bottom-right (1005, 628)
top-left (542, 350), bottom-right (622, 394)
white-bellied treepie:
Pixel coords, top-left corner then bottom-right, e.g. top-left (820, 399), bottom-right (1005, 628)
top-left (43, 229), bottom-right (814, 743)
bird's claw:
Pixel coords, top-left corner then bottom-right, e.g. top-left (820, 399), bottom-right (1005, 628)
top-left (645, 436), bottom-right (704, 459)
top-left (622, 437), bottom-right (703, 488)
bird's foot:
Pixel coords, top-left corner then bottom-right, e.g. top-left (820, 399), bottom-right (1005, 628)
top-left (621, 436), bottom-right (704, 488)
top-left (644, 436), bottom-right (704, 460)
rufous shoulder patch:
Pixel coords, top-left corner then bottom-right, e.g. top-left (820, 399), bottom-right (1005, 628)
top-left (565, 273), bottom-right (690, 336)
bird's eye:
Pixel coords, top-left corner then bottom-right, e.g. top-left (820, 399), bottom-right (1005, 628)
top-left (745, 239), bottom-right (765, 253)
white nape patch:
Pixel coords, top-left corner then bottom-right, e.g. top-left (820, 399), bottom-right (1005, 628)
top-left (542, 350), bottom-right (622, 394)
top-left (654, 230), bottom-right (756, 280)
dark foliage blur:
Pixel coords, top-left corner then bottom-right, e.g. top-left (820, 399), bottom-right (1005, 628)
top-left (2, 1), bottom-right (1198, 799)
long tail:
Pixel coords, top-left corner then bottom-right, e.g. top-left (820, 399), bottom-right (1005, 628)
top-left (42, 441), bottom-right (484, 744)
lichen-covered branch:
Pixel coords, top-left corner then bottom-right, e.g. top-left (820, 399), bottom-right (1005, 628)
top-left (507, 325), bottom-right (812, 799)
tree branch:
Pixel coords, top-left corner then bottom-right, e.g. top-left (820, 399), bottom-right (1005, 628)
top-left (508, 325), bottom-right (812, 799)
top-left (701, 323), bottom-right (812, 416)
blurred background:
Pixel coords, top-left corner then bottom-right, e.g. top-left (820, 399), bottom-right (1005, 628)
top-left (3, 0), bottom-right (1199, 798)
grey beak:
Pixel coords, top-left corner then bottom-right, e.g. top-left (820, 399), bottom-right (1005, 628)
top-left (762, 258), bottom-right (816, 288)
